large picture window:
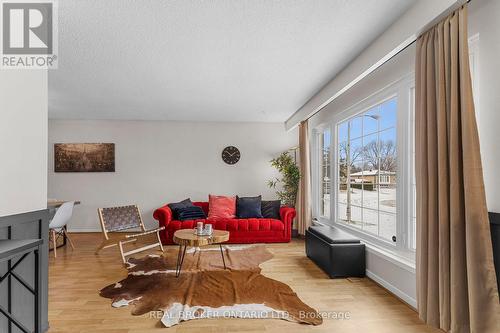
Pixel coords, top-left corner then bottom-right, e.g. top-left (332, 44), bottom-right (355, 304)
top-left (313, 74), bottom-right (415, 253)
top-left (337, 97), bottom-right (397, 243)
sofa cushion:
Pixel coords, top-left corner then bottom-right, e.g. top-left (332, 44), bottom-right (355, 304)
top-left (168, 198), bottom-right (194, 219)
top-left (177, 206), bottom-right (206, 221)
top-left (236, 195), bottom-right (263, 219)
top-left (208, 195), bottom-right (236, 219)
top-left (167, 218), bottom-right (284, 232)
top-left (308, 225), bottom-right (360, 244)
top-left (261, 200), bottom-right (281, 219)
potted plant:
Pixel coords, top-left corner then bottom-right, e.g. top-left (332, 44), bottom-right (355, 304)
top-left (268, 152), bottom-right (300, 236)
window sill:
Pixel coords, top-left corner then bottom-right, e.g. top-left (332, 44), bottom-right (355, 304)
top-left (362, 239), bottom-right (415, 273)
top-left (313, 219), bottom-right (415, 273)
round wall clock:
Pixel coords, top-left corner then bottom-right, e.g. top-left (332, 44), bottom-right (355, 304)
top-left (222, 146), bottom-right (240, 165)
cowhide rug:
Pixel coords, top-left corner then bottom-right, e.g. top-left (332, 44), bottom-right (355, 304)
top-left (100, 245), bottom-right (323, 327)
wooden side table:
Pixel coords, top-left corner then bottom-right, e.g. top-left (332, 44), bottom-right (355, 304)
top-left (173, 229), bottom-right (229, 277)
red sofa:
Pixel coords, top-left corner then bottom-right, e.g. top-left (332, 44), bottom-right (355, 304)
top-left (153, 201), bottom-right (296, 245)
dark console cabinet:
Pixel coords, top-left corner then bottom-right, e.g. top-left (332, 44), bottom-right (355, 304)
top-left (0, 210), bottom-right (49, 333)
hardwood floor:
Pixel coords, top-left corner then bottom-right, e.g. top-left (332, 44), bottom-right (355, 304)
top-left (48, 233), bottom-right (440, 333)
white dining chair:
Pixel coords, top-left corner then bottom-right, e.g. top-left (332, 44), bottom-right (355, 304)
top-left (49, 201), bottom-right (76, 258)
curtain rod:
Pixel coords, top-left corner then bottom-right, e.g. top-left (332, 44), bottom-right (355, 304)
top-left (302, 0), bottom-right (471, 124)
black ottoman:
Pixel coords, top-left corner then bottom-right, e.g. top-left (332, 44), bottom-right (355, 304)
top-left (306, 225), bottom-right (365, 278)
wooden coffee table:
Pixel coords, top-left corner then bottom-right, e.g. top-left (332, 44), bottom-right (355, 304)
top-left (173, 229), bottom-right (230, 277)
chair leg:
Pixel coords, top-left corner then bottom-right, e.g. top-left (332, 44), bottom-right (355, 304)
top-left (95, 243), bottom-right (104, 255)
top-left (51, 230), bottom-right (57, 258)
top-left (118, 241), bottom-right (126, 264)
top-left (156, 231), bottom-right (164, 252)
top-left (63, 229), bottom-right (76, 250)
top-left (95, 239), bottom-right (110, 254)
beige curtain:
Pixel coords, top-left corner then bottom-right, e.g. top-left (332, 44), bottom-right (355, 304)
top-left (296, 120), bottom-right (312, 235)
top-left (415, 5), bottom-right (500, 332)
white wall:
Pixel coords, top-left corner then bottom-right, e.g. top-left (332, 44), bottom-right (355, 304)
top-left (365, 249), bottom-right (416, 308)
top-left (0, 70), bottom-right (48, 216)
top-left (48, 120), bottom-right (297, 231)
top-left (469, 0), bottom-right (500, 213)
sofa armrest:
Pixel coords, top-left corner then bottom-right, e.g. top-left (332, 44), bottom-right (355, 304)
top-left (153, 205), bottom-right (173, 228)
top-left (280, 206), bottom-right (296, 223)
top-left (280, 206), bottom-right (296, 240)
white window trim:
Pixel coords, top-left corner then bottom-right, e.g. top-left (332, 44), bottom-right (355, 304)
top-left (312, 73), bottom-right (416, 257)
top-left (312, 124), bottom-right (331, 220)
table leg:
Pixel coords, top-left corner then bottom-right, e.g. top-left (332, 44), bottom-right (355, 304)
top-left (175, 245), bottom-right (187, 278)
top-left (219, 244), bottom-right (226, 270)
top-left (175, 244), bottom-right (182, 275)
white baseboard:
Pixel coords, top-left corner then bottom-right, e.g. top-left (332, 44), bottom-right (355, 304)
top-left (365, 269), bottom-right (417, 309)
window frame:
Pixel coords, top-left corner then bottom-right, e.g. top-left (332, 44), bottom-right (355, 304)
top-left (312, 125), bottom-right (332, 220)
top-left (312, 73), bottom-right (415, 254)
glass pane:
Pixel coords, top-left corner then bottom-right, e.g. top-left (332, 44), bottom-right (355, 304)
top-left (363, 106), bottom-right (380, 136)
top-left (349, 138), bottom-right (363, 163)
top-left (350, 117), bottom-right (363, 140)
top-left (363, 207), bottom-right (379, 235)
top-left (412, 183), bottom-right (416, 249)
top-left (362, 132), bottom-right (378, 171)
top-left (338, 142), bottom-right (347, 164)
top-left (351, 160), bottom-right (364, 178)
top-left (379, 97), bottom-right (397, 130)
top-left (338, 121), bottom-right (348, 143)
top-left (321, 192), bottom-right (330, 218)
top-left (338, 184), bottom-right (347, 222)
top-left (339, 163), bottom-right (348, 183)
top-left (379, 128), bottom-right (397, 174)
top-left (379, 183), bottom-right (396, 215)
top-left (348, 183), bottom-right (362, 226)
top-left (379, 212), bottom-right (396, 242)
top-left (350, 204), bottom-right (362, 228)
top-left (347, 205), bottom-right (363, 229)
top-left (319, 129), bottom-right (331, 218)
top-left (323, 130), bottom-right (331, 149)
top-left (379, 179), bottom-right (397, 241)
top-left (412, 217), bottom-right (417, 249)
top-left (362, 182), bottom-right (378, 211)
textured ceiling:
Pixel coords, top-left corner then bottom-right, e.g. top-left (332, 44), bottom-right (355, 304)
top-left (49, 0), bottom-right (415, 122)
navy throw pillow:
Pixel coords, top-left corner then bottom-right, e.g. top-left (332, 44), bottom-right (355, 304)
top-left (177, 206), bottom-right (207, 221)
top-left (236, 195), bottom-right (263, 218)
top-left (168, 198), bottom-right (194, 220)
top-left (261, 200), bottom-right (281, 219)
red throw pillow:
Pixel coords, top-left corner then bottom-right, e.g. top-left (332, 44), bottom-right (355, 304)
top-left (208, 195), bottom-right (236, 219)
